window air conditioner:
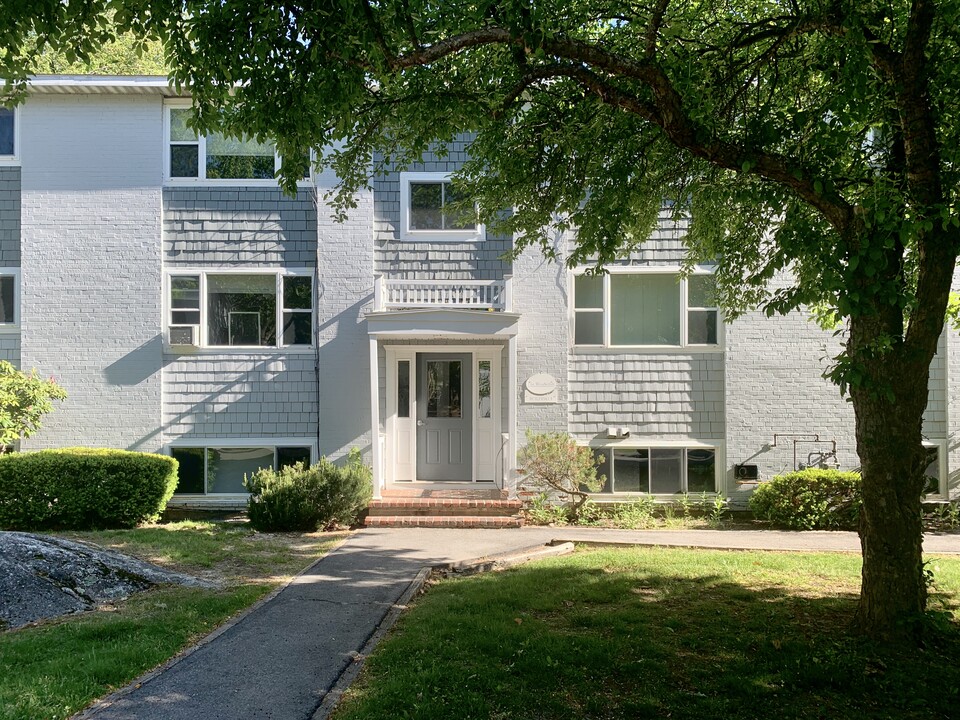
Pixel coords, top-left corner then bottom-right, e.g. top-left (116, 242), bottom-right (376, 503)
top-left (169, 325), bottom-right (200, 346)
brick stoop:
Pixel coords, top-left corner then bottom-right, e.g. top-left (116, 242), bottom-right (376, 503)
top-left (365, 515), bottom-right (524, 528)
top-left (365, 485), bottom-right (524, 528)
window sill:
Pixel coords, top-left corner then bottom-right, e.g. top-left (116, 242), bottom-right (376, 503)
top-left (0, 158), bottom-right (20, 167)
top-left (163, 178), bottom-right (313, 188)
top-left (586, 493), bottom-right (720, 501)
top-left (396, 230), bottom-right (486, 243)
top-left (163, 345), bottom-right (315, 356)
top-left (571, 345), bottom-right (724, 355)
top-left (0, 325), bottom-right (20, 334)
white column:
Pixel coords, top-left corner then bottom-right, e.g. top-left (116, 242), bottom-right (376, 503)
top-left (369, 336), bottom-right (382, 499)
top-left (507, 334), bottom-right (519, 497)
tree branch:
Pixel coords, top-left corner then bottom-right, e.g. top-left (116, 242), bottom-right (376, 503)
top-left (645, 0), bottom-right (671, 57)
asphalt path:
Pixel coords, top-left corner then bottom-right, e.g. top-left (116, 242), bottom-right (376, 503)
top-left (77, 527), bottom-right (960, 719)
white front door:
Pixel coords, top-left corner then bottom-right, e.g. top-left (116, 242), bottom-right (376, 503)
top-left (386, 346), bottom-right (502, 484)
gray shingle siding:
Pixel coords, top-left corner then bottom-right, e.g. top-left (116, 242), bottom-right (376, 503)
top-left (0, 334), bottom-right (20, 368)
top-left (162, 355), bottom-right (318, 438)
top-left (163, 188), bottom-right (317, 267)
top-left (0, 167), bottom-right (20, 267)
top-left (373, 139), bottom-right (512, 280)
top-left (568, 353), bottom-right (725, 441)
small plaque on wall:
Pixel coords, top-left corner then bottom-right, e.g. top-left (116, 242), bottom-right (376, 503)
top-left (524, 373), bottom-right (559, 404)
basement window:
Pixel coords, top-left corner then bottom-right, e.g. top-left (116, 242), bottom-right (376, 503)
top-left (172, 445), bottom-right (313, 495)
top-left (589, 447), bottom-right (718, 494)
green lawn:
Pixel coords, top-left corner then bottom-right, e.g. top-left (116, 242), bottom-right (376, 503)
top-left (334, 548), bottom-right (960, 720)
top-left (0, 521), bottom-right (344, 720)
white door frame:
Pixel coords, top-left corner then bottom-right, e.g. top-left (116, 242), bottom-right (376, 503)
top-left (385, 344), bottom-right (502, 483)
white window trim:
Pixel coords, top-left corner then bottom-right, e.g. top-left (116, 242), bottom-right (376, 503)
top-left (0, 268), bottom-right (20, 332)
top-left (163, 101), bottom-right (312, 186)
top-left (166, 438), bottom-right (318, 496)
top-left (571, 266), bottom-right (723, 351)
top-left (585, 441), bottom-right (725, 497)
top-left (0, 106), bottom-right (19, 166)
top-left (923, 439), bottom-right (948, 500)
top-left (164, 267), bottom-right (315, 352)
top-left (398, 171), bottom-right (485, 242)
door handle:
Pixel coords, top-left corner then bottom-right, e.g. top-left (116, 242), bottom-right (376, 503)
top-left (417, 420), bottom-right (426, 426)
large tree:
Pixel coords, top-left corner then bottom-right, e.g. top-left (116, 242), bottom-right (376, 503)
top-left (3, 0), bottom-right (959, 640)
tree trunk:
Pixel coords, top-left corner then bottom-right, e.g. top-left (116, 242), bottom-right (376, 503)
top-left (849, 317), bottom-right (930, 640)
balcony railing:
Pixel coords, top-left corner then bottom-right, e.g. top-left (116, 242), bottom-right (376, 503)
top-left (374, 276), bottom-right (512, 312)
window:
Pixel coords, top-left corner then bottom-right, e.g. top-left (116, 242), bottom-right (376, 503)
top-left (923, 442), bottom-right (945, 497)
top-left (172, 444), bottom-right (313, 495)
top-left (399, 172), bottom-right (483, 240)
top-left (573, 271), bottom-right (719, 348)
top-left (591, 446), bottom-right (717, 494)
top-left (0, 270), bottom-right (19, 328)
top-left (167, 270), bottom-right (313, 348)
top-left (166, 105), bottom-right (307, 183)
top-left (0, 108), bottom-right (15, 159)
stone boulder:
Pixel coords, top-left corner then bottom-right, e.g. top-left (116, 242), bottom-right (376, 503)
top-left (0, 531), bottom-right (215, 630)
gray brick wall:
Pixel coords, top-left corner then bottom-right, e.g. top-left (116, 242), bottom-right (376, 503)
top-left (19, 94), bottom-right (163, 452)
top-left (373, 137), bottom-right (512, 280)
top-left (947, 268), bottom-right (960, 500)
top-left (514, 240), bottom-right (570, 436)
top-left (316, 166), bottom-right (375, 462)
top-left (163, 188), bottom-right (317, 266)
top-left (162, 355), bottom-right (318, 438)
top-left (569, 353), bottom-right (725, 441)
top-left (0, 167), bottom-right (20, 266)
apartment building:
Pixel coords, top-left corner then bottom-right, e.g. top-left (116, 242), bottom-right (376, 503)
top-left (1, 76), bottom-right (955, 517)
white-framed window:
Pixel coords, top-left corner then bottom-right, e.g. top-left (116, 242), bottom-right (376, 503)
top-left (170, 442), bottom-right (315, 495)
top-left (0, 268), bottom-right (20, 330)
top-left (398, 172), bottom-right (484, 241)
top-left (590, 445), bottom-right (720, 495)
top-left (0, 107), bottom-right (18, 164)
top-left (573, 269), bottom-right (720, 348)
top-left (166, 268), bottom-right (314, 349)
top-left (923, 440), bottom-right (947, 499)
top-left (164, 102), bottom-right (309, 184)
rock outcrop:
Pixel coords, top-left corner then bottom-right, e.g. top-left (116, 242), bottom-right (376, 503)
top-left (0, 531), bottom-right (215, 630)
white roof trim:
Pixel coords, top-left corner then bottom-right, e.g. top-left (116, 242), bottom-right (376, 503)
top-left (24, 75), bottom-right (184, 96)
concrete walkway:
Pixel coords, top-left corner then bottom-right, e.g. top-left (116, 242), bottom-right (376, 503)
top-left (78, 527), bottom-right (960, 720)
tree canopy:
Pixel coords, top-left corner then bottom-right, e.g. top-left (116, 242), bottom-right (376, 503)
top-left (2, 0), bottom-right (958, 639)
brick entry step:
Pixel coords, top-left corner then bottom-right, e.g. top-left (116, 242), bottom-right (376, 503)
top-left (364, 485), bottom-right (524, 528)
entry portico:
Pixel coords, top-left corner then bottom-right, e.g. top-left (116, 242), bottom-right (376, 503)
top-left (367, 276), bottom-right (520, 499)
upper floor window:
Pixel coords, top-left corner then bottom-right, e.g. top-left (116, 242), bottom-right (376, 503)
top-left (573, 270), bottom-right (719, 348)
top-left (0, 108), bottom-right (17, 161)
top-left (399, 172), bottom-right (484, 241)
top-left (166, 269), bottom-right (313, 349)
top-left (0, 269), bottom-right (19, 328)
top-left (165, 105), bottom-right (307, 183)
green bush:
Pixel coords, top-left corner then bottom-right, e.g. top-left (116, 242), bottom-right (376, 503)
top-left (0, 448), bottom-right (178, 530)
top-left (245, 449), bottom-right (372, 532)
top-left (749, 469), bottom-right (862, 530)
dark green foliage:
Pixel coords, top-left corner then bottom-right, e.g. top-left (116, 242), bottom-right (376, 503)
top-left (750, 469), bottom-right (862, 530)
top-left (0, 448), bottom-right (178, 530)
top-left (245, 449), bottom-right (372, 532)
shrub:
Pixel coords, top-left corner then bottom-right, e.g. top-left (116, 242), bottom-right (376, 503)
top-left (245, 449), bottom-right (372, 532)
top-left (749, 469), bottom-right (862, 530)
top-left (518, 431), bottom-right (604, 520)
top-left (0, 361), bottom-right (67, 448)
top-left (0, 447), bottom-right (178, 530)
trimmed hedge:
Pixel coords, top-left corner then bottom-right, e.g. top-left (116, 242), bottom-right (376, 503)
top-left (749, 469), bottom-right (862, 530)
top-left (246, 449), bottom-right (372, 532)
top-left (0, 448), bottom-right (178, 530)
